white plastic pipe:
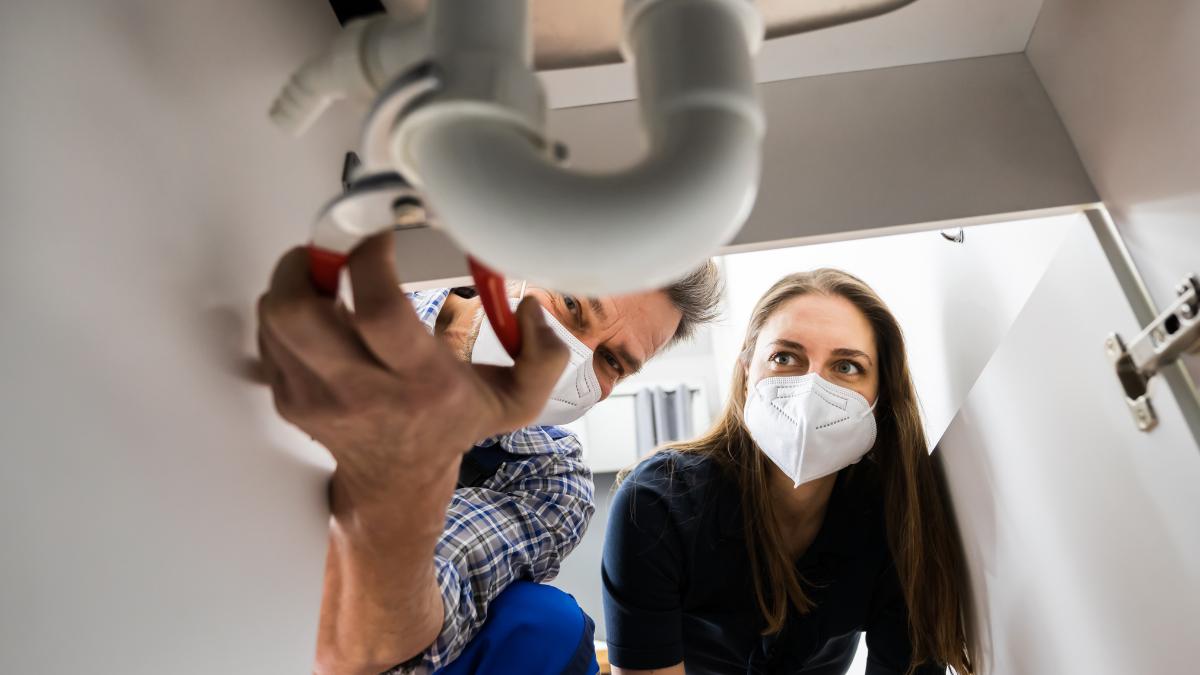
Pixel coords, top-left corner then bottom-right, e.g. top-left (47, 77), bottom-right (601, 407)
top-left (270, 17), bottom-right (429, 136)
top-left (393, 0), bottom-right (765, 295)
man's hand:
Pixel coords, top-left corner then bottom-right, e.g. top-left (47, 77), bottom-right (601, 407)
top-left (256, 232), bottom-right (568, 674)
top-left (256, 232), bottom-right (568, 499)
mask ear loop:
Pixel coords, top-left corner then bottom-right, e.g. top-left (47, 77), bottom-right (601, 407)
top-left (864, 396), bottom-right (880, 417)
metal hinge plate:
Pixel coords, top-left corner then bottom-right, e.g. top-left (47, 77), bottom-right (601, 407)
top-left (1106, 274), bottom-right (1200, 431)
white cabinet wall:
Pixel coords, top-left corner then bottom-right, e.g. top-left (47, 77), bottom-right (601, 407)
top-left (939, 220), bottom-right (1200, 675)
top-left (0, 2), bottom-right (346, 672)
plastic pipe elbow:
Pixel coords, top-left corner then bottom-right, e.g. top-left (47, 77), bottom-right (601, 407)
top-left (270, 17), bottom-right (428, 136)
top-left (401, 109), bottom-right (760, 295)
top-left (394, 0), bottom-right (765, 295)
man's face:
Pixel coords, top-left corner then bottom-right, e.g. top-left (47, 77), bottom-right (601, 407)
top-left (523, 287), bottom-right (683, 400)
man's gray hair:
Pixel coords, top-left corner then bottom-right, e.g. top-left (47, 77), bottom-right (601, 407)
top-left (663, 259), bottom-right (723, 344)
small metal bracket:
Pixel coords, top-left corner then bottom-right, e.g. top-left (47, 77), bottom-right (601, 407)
top-left (940, 228), bottom-right (965, 243)
top-left (1107, 273), bottom-right (1200, 432)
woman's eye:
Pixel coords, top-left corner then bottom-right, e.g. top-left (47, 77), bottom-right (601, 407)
top-left (834, 360), bottom-right (863, 375)
top-left (769, 352), bottom-right (795, 366)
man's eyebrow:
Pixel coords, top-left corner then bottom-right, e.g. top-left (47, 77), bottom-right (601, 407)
top-left (832, 347), bottom-right (874, 365)
top-left (587, 297), bottom-right (607, 320)
top-left (615, 346), bottom-right (644, 376)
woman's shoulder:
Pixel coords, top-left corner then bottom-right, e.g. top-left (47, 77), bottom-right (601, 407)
top-left (621, 449), bottom-right (727, 497)
top-left (616, 450), bottom-right (735, 523)
top-left (612, 450), bottom-right (735, 545)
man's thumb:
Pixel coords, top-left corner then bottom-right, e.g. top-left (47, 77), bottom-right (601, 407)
top-left (507, 297), bottom-right (569, 417)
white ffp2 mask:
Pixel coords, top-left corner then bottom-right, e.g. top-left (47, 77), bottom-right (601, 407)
top-left (469, 299), bottom-right (602, 427)
top-left (743, 374), bottom-right (877, 487)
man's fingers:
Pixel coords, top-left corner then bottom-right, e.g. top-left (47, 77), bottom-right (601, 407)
top-left (268, 247), bottom-right (319, 304)
top-left (347, 232), bottom-right (429, 371)
top-left (260, 247), bottom-right (363, 364)
top-left (250, 330), bottom-right (277, 387)
top-left (500, 297), bottom-right (569, 423)
top-left (257, 285), bottom-right (378, 385)
top-left (257, 327), bottom-right (297, 416)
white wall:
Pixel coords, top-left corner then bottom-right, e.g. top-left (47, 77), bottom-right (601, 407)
top-left (938, 219), bottom-right (1200, 675)
top-left (0, 1), bottom-right (351, 672)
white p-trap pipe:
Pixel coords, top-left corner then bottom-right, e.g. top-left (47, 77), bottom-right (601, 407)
top-left (392, 0), bottom-right (765, 295)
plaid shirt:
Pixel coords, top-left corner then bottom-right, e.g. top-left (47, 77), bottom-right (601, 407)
top-left (387, 289), bottom-right (596, 673)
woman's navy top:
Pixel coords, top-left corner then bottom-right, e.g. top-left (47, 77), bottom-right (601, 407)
top-left (601, 450), bottom-right (943, 675)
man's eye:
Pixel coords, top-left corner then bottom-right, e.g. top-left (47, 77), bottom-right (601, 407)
top-left (600, 349), bottom-right (624, 375)
top-left (562, 294), bottom-right (581, 317)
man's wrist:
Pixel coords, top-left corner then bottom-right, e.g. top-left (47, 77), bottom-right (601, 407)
top-left (328, 450), bottom-right (462, 543)
top-left (330, 443), bottom-right (460, 503)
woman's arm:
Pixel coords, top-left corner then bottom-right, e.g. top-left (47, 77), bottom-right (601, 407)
top-left (602, 455), bottom-right (690, 672)
top-left (864, 561), bottom-right (946, 675)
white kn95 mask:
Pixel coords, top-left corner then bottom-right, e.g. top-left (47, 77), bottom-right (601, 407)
top-left (743, 373), bottom-right (877, 487)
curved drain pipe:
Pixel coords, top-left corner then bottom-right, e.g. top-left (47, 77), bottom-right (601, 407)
top-left (273, 0), bottom-right (764, 296)
top-left (395, 0), bottom-right (764, 295)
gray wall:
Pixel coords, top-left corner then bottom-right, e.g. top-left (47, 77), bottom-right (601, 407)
top-left (394, 53), bottom-right (1099, 287)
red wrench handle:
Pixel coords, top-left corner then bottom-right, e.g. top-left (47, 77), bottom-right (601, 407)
top-left (307, 245), bottom-right (349, 296)
top-left (469, 256), bottom-right (521, 359)
top-left (309, 245), bottom-right (520, 360)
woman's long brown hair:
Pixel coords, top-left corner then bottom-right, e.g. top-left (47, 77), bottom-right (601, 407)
top-left (634, 269), bottom-right (974, 674)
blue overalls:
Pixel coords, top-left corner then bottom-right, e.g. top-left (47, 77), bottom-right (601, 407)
top-left (434, 439), bottom-right (600, 675)
top-left (434, 581), bottom-right (600, 675)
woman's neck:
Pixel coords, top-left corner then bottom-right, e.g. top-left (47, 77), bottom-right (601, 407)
top-left (768, 465), bottom-right (838, 560)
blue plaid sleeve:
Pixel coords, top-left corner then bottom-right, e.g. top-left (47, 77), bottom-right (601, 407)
top-left (420, 430), bottom-right (595, 671)
top-left (407, 288), bottom-right (453, 332)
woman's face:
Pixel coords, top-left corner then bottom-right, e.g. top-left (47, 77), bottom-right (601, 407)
top-left (745, 293), bottom-right (879, 405)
